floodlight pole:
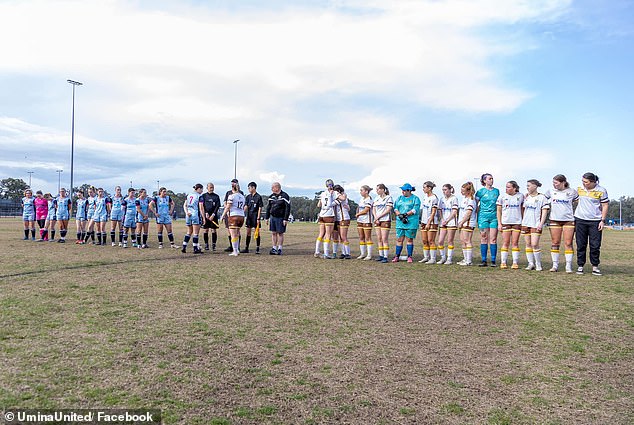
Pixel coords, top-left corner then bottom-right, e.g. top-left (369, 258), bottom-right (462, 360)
top-left (56, 170), bottom-right (63, 194)
top-left (27, 171), bottom-right (34, 187)
top-left (233, 139), bottom-right (240, 179)
top-left (67, 79), bottom-right (83, 202)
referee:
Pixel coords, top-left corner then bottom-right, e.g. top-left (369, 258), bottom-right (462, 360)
top-left (265, 182), bottom-right (291, 255)
top-left (200, 182), bottom-right (221, 251)
top-left (244, 182), bottom-right (263, 254)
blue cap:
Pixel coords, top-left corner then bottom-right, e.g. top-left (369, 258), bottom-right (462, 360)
top-left (400, 183), bottom-right (414, 191)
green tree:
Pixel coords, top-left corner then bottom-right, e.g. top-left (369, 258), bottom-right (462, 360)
top-left (0, 178), bottom-right (29, 201)
top-left (608, 197), bottom-right (634, 224)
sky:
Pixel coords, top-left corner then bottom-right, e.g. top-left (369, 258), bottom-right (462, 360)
top-left (1, 0), bottom-right (633, 199)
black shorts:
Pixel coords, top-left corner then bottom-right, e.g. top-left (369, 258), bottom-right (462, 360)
top-left (269, 216), bottom-right (287, 234)
top-left (246, 214), bottom-right (259, 229)
top-left (202, 217), bottom-right (219, 229)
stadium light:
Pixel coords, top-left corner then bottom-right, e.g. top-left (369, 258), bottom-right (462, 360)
top-left (56, 170), bottom-right (63, 194)
top-left (27, 171), bottom-right (34, 188)
top-left (157, 180), bottom-right (160, 194)
top-left (67, 79), bottom-right (83, 202)
top-left (619, 199), bottom-right (622, 229)
top-left (233, 139), bottom-right (240, 180)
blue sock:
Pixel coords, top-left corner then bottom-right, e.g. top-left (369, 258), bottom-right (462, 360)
top-left (406, 244), bottom-right (413, 257)
top-left (480, 243), bottom-right (488, 262)
top-left (490, 244), bottom-right (498, 262)
top-left (395, 245), bottom-right (403, 257)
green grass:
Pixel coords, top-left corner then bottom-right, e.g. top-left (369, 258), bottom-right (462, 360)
top-left (1, 218), bottom-right (633, 424)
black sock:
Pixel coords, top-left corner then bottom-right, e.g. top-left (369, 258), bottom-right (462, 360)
top-left (168, 233), bottom-right (174, 243)
top-left (136, 234), bottom-right (141, 245)
top-left (183, 234), bottom-right (191, 246)
top-left (119, 231), bottom-right (124, 242)
top-left (77, 232), bottom-right (81, 240)
top-left (158, 233), bottom-right (163, 244)
top-left (60, 230), bottom-right (67, 239)
top-left (24, 229), bottom-right (29, 238)
top-left (90, 231), bottom-right (95, 241)
top-left (51, 230), bottom-right (56, 239)
top-left (110, 231), bottom-right (115, 243)
top-left (245, 235), bottom-right (251, 249)
top-left (142, 234), bottom-right (148, 245)
top-left (193, 235), bottom-right (199, 247)
top-left (123, 233), bottom-right (128, 242)
top-left (203, 233), bottom-right (209, 244)
top-left (212, 232), bottom-right (217, 244)
top-left (256, 236), bottom-right (261, 247)
top-left (31, 229), bottom-right (35, 238)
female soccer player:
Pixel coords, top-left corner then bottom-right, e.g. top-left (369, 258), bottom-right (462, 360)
top-left (521, 180), bottom-right (548, 271)
top-left (373, 183), bottom-right (393, 263)
top-left (333, 184), bottom-right (351, 259)
top-left (92, 188), bottom-right (110, 245)
top-left (84, 187), bottom-right (97, 244)
top-left (121, 188), bottom-right (137, 248)
top-left (543, 174), bottom-right (578, 273)
top-left (356, 185), bottom-right (374, 260)
top-left (476, 173), bottom-right (501, 267)
top-left (182, 184), bottom-right (205, 254)
top-left (315, 179), bottom-right (337, 259)
top-left (220, 182), bottom-right (246, 256)
top-left (55, 188), bottom-right (72, 243)
top-left (392, 183), bottom-right (421, 263)
top-left (21, 189), bottom-right (36, 240)
top-left (574, 172), bottom-right (609, 276)
top-left (44, 193), bottom-right (57, 242)
top-left (200, 183), bottom-right (221, 251)
top-left (109, 186), bottom-right (125, 246)
top-left (437, 184), bottom-right (459, 265)
top-left (75, 190), bottom-right (88, 243)
top-left (457, 182), bottom-right (477, 266)
top-left (34, 190), bottom-right (48, 241)
top-left (418, 181), bottom-right (439, 264)
top-left (135, 188), bottom-right (150, 249)
top-left (496, 181), bottom-right (524, 269)
top-left (150, 187), bottom-right (177, 249)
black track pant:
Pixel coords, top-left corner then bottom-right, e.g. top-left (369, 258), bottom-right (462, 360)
top-left (575, 219), bottom-right (602, 267)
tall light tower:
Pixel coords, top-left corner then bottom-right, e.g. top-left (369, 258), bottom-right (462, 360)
top-left (67, 79), bottom-right (83, 200)
top-left (56, 170), bottom-right (64, 194)
top-left (27, 171), bottom-right (34, 188)
top-left (233, 139), bottom-right (240, 180)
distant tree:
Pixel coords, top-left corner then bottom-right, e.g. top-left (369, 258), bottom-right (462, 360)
top-left (0, 178), bottom-right (29, 201)
top-left (608, 197), bottom-right (634, 224)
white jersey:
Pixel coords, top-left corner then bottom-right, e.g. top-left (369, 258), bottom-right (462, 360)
top-left (521, 193), bottom-right (548, 228)
top-left (439, 195), bottom-right (459, 227)
top-left (574, 185), bottom-right (609, 221)
top-left (373, 195), bottom-right (394, 222)
top-left (227, 192), bottom-right (246, 217)
top-left (357, 196), bottom-right (373, 224)
top-left (497, 192), bottom-right (524, 225)
top-left (459, 198), bottom-right (477, 228)
top-left (318, 190), bottom-right (336, 218)
top-left (420, 194), bottom-right (439, 224)
top-left (544, 187), bottom-right (578, 222)
top-left (334, 193), bottom-right (350, 221)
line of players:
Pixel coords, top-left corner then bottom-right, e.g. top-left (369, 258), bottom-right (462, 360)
top-left (313, 173), bottom-right (609, 275)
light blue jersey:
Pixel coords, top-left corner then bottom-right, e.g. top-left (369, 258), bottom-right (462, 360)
top-left (136, 198), bottom-right (150, 223)
top-left (22, 197), bottom-right (35, 221)
top-left (110, 195), bottom-right (124, 221)
top-left (87, 196), bottom-right (96, 218)
top-left (55, 196), bottom-right (72, 221)
top-left (185, 192), bottom-right (202, 226)
top-left (153, 195), bottom-right (172, 224)
top-left (93, 196), bottom-right (109, 222)
top-left (122, 196), bottom-right (137, 228)
top-left (76, 199), bottom-right (88, 221)
top-left (47, 199), bottom-right (57, 221)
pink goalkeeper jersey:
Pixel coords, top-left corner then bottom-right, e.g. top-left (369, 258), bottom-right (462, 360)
top-left (34, 197), bottom-right (48, 220)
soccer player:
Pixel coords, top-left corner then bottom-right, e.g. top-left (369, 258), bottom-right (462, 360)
top-left (265, 182), bottom-right (291, 255)
top-left (220, 181), bottom-right (246, 256)
top-left (418, 181), bottom-right (440, 264)
top-left (543, 174), bottom-right (578, 273)
top-left (457, 182), bottom-right (477, 266)
top-left (392, 183), bottom-right (421, 263)
top-left (34, 190), bottom-right (48, 241)
top-left (200, 183), bottom-right (221, 251)
top-left (315, 179), bottom-right (337, 259)
top-left (182, 184), bottom-right (205, 254)
top-left (355, 185), bottom-right (374, 260)
top-left (333, 184), bottom-right (351, 259)
top-left (93, 188), bottom-right (110, 246)
top-left (135, 188), bottom-right (150, 249)
top-left (476, 173), bottom-right (501, 267)
top-left (244, 182), bottom-right (263, 254)
top-left (44, 193), bottom-right (57, 242)
top-left (437, 184), bottom-right (459, 265)
top-left (496, 181), bottom-right (525, 269)
top-left (55, 188), bottom-right (72, 243)
top-left (223, 179), bottom-right (244, 252)
top-left (574, 172), bottom-right (609, 276)
top-left (149, 187), bottom-right (177, 249)
top-left (521, 180), bottom-right (548, 271)
top-left (109, 186), bottom-right (125, 246)
top-left (121, 188), bottom-right (137, 248)
top-left (84, 187), bottom-right (97, 244)
top-left (75, 190), bottom-right (88, 244)
top-left (21, 189), bottom-right (36, 240)
top-left (373, 183), bottom-right (393, 263)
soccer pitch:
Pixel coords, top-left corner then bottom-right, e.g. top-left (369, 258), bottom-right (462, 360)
top-left (1, 219), bottom-right (632, 424)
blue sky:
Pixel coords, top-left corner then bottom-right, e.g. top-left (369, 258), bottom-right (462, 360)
top-left (1, 0), bottom-right (632, 199)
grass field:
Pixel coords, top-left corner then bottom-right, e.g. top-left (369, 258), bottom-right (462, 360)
top-left (1, 218), bottom-right (632, 424)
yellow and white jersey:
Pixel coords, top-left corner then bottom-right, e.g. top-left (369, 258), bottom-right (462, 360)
top-left (356, 196), bottom-right (374, 224)
top-left (318, 190), bottom-right (336, 218)
top-left (373, 195), bottom-right (394, 222)
top-left (459, 198), bottom-right (477, 228)
top-left (544, 187), bottom-right (578, 221)
top-left (420, 194), bottom-right (439, 224)
top-left (574, 185), bottom-right (609, 221)
top-left (439, 195), bottom-right (459, 227)
top-left (497, 192), bottom-right (524, 225)
top-left (335, 193), bottom-right (350, 221)
top-left (521, 193), bottom-right (547, 228)
top-left (227, 192), bottom-right (246, 217)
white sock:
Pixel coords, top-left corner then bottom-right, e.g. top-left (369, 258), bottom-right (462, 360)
top-left (359, 243), bottom-right (366, 256)
top-left (366, 243), bottom-right (373, 257)
top-left (526, 249), bottom-right (535, 265)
